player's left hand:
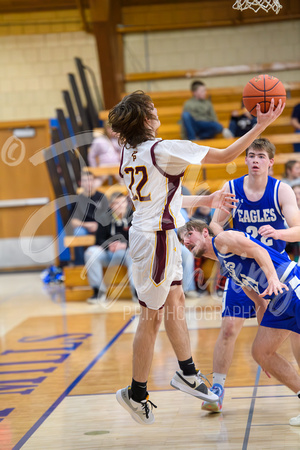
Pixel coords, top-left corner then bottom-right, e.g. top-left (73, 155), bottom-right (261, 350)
top-left (210, 185), bottom-right (238, 214)
top-left (259, 276), bottom-right (289, 297)
top-left (258, 225), bottom-right (280, 240)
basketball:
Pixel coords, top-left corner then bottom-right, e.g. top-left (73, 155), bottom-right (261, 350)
top-left (242, 74), bottom-right (286, 116)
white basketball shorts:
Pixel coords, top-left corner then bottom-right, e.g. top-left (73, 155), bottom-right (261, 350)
top-left (129, 227), bottom-right (183, 310)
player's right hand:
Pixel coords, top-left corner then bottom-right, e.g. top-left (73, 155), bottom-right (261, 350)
top-left (256, 98), bottom-right (285, 127)
top-left (259, 276), bottom-right (289, 297)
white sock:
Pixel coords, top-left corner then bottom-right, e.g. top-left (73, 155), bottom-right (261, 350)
top-left (213, 373), bottom-right (226, 388)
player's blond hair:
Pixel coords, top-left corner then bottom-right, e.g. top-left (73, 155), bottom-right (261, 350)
top-left (178, 220), bottom-right (215, 243)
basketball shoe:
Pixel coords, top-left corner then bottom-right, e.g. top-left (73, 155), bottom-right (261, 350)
top-left (201, 383), bottom-right (224, 412)
top-left (170, 370), bottom-right (219, 402)
top-left (116, 386), bottom-right (157, 425)
top-left (289, 414), bottom-right (300, 426)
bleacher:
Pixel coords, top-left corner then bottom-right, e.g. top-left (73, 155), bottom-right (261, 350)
top-left (99, 83), bottom-right (300, 146)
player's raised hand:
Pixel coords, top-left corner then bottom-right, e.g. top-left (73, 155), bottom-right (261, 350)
top-left (259, 275), bottom-right (289, 297)
top-left (210, 185), bottom-right (238, 214)
top-left (256, 98), bottom-right (285, 128)
top-left (258, 224), bottom-right (280, 240)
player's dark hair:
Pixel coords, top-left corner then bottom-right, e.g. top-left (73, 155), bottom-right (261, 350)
top-left (108, 90), bottom-right (157, 148)
top-left (177, 219), bottom-right (215, 243)
top-left (191, 80), bottom-right (205, 92)
top-left (246, 138), bottom-right (276, 159)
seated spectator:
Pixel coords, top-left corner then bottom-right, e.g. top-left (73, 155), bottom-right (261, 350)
top-left (70, 170), bottom-right (109, 265)
top-left (293, 183), bottom-right (300, 209)
top-left (281, 160), bottom-right (300, 187)
top-left (88, 122), bottom-right (122, 185)
top-left (286, 184), bottom-right (300, 262)
top-left (181, 80), bottom-right (233, 140)
top-left (229, 106), bottom-right (257, 137)
top-left (191, 188), bottom-right (213, 223)
top-left (291, 103), bottom-right (300, 152)
top-left (84, 192), bottom-right (137, 304)
top-left (178, 186), bottom-right (200, 298)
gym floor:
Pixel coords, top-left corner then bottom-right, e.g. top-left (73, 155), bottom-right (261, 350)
top-left (1, 272), bottom-right (299, 449)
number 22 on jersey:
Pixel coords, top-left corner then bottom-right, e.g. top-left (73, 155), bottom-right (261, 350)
top-left (124, 166), bottom-right (151, 202)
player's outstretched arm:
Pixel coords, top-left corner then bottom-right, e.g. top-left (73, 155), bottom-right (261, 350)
top-left (203, 99), bottom-right (285, 164)
top-left (182, 184), bottom-right (238, 213)
top-left (214, 230), bottom-right (288, 297)
top-left (209, 182), bottom-right (233, 233)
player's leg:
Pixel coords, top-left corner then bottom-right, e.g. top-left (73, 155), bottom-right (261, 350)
top-left (252, 326), bottom-right (300, 392)
top-left (202, 279), bottom-right (254, 412)
top-left (165, 284), bottom-right (218, 402)
top-left (132, 305), bottom-right (163, 383)
top-left (290, 332), bottom-right (300, 368)
top-left (117, 304), bottom-right (162, 425)
top-left (201, 315), bottom-right (245, 412)
top-left (253, 327), bottom-right (300, 426)
top-left (116, 228), bottom-right (170, 424)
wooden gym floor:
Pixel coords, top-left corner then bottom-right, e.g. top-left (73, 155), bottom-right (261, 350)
top-left (1, 272), bottom-right (300, 449)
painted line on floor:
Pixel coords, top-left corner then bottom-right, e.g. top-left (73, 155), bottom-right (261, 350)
top-left (12, 315), bottom-right (136, 450)
top-left (242, 365), bottom-right (261, 450)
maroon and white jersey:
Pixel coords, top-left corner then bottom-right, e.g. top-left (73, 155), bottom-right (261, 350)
top-left (120, 138), bottom-right (209, 232)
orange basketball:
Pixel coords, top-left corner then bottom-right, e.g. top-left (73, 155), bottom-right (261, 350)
top-left (242, 74), bottom-right (286, 117)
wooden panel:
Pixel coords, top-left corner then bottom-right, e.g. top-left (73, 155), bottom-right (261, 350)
top-left (65, 286), bottom-right (94, 301)
top-left (90, 0), bottom-right (124, 108)
top-left (0, 119), bottom-right (56, 240)
top-left (0, 0), bottom-right (89, 13)
top-left (64, 235), bottom-right (96, 248)
top-left (121, 0), bottom-right (300, 33)
top-left (64, 265), bottom-right (90, 287)
top-left (125, 62), bottom-right (300, 82)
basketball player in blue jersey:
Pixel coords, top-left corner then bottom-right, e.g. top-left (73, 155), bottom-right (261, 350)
top-left (108, 91), bottom-right (284, 425)
top-left (179, 219), bottom-right (300, 426)
top-left (201, 138), bottom-right (300, 414)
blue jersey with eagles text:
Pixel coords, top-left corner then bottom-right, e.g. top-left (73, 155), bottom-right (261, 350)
top-left (212, 232), bottom-right (296, 298)
top-left (229, 175), bottom-right (286, 253)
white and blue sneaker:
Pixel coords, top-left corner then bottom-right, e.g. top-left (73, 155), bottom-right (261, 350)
top-left (201, 383), bottom-right (224, 412)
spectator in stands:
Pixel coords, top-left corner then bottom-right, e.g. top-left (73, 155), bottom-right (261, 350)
top-left (286, 184), bottom-right (300, 262)
top-left (181, 80), bottom-right (233, 140)
top-left (191, 188), bottom-right (213, 223)
top-left (293, 184), bottom-right (300, 209)
top-left (281, 160), bottom-right (300, 187)
top-left (70, 170), bottom-right (109, 265)
top-left (291, 103), bottom-right (300, 152)
top-left (228, 105), bottom-right (257, 137)
top-left (88, 121), bottom-right (122, 185)
top-left (180, 186), bottom-right (201, 298)
top-left (84, 192), bottom-right (137, 304)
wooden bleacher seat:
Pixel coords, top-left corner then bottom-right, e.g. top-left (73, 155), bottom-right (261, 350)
top-left (64, 264), bottom-right (131, 302)
top-left (63, 235), bottom-right (132, 302)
